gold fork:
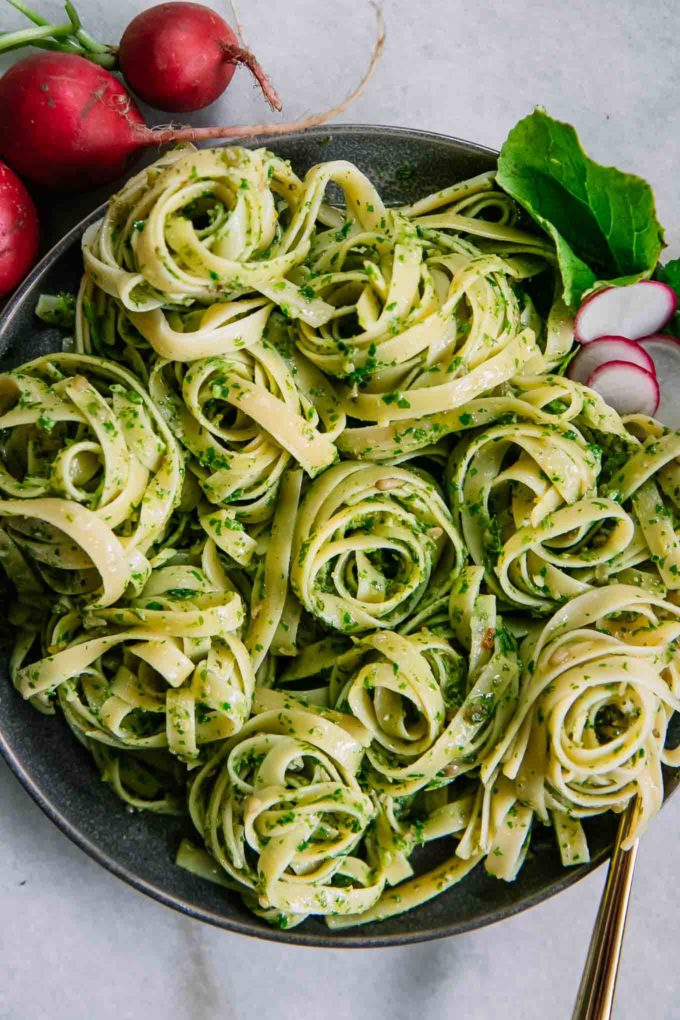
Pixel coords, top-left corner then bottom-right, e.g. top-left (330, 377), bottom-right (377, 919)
top-left (571, 801), bottom-right (639, 1020)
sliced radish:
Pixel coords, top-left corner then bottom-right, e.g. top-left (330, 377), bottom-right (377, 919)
top-left (637, 335), bottom-right (680, 429)
top-left (586, 361), bottom-right (660, 416)
top-left (567, 336), bottom-right (655, 384)
top-left (575, 281), bottom-right (677, 343)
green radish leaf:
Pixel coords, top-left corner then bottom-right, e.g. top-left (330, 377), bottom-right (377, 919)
top-left (656, 258), bottom-right (680, 337)
top-left (497, 109), bottom-right (665, 308)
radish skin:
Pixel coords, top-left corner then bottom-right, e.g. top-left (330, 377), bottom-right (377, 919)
top-left (118, 3), bottom-right (282, 114)
top-left (575, 281), bottom-right (677, 343)
top-left (586, 361), bottom-right (660, 416)
top-left (0, 10), bottom-right (384, 191)
top-left (0, 53), bottom-right (147, 189)
top-left (0, 162), bottom-right (39, 296)
top-left (637, 335), bottom-right (680, 429)
top-left (567, 335), bottom-right (655, 384)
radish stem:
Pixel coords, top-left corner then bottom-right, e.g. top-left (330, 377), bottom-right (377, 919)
top-left (2, 0), bottom-right (117, 65)
top-left (0, 21), bottom-right (74, 52)
top-left (22, 36), bottom-right (117, 66)
top-left (63, 0), bottom-right (112, 55)
top-left (5, 0), bottom-right (50, 28)
top-left (64, 1), bottom-right (80, 31)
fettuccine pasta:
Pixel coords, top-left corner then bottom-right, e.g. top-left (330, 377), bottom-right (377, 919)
top-left (2, 144), bottom-right (680, 932)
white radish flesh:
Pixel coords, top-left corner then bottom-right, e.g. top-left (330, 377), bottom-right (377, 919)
top-left (586, 361), bottom-right (659, 416)
top-left (567, 336), bottom-right (655, 384)
top-left (575, 281), bottom-right (677, 343)
top-left (637, 335), bottom-right (680, 429)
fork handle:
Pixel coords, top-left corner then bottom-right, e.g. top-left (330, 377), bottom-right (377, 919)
top-left (571, 809), bottom-right (639, 1020)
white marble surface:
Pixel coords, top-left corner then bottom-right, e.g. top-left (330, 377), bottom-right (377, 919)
top-left (1, 1), bottom-right (680, 1018)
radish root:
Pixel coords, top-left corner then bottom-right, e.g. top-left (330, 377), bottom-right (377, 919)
top-left (224, 0), bottom-right (281, 111)
top-left (228, 0), bottom-right (247, 45)
top-left (143, 4), bottom-right (385, 148)
top-left (221, 44), bottom-right (282, 113)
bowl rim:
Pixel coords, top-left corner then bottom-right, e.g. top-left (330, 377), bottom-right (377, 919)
top-left (0, 121), bottom-right (660, 948)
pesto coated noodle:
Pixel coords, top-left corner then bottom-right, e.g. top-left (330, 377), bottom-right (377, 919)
top-left (3, 143), bottom-right (680, 930)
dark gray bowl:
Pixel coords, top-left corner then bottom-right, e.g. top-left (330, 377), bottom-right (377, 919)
top-left (0, 124), bottom-right (677, 948)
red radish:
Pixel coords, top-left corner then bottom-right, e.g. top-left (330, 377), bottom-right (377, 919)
top-left (575, 281), bottom-right (677, 343)
top-left (0, 15), bottom-right (383, 192)
top-left (0, 0), bottom-right (280, 115)
top-left (0, 161), bottom-right (39, 296)
top-left (0, 53), bottom-right (147, 189)
top-left (637, 335), bottom-right (680, 429)
top-left (586, 361), bottom-right (659, 416)
top-left (567, 336), bottom-right (655, 384)
top-left (118, 3), bottom-right (282, 113)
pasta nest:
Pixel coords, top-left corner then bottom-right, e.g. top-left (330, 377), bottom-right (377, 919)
top-left (291, 461), bottom-right (465, 633)
top-left (187, 690), bottom-right (382, 920)
top-left (13, 564), bottom-right (252, 759)
top-left (341, 622), bottom-right (520, 798)
top-left (0, 354), bottom-right (182, 605)
top-left (148, 342), bottom-right (341, 523)
top-left (449, 419), bottom-right (628, 611)
top-left (483, 585), bottom-right (680, 856)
